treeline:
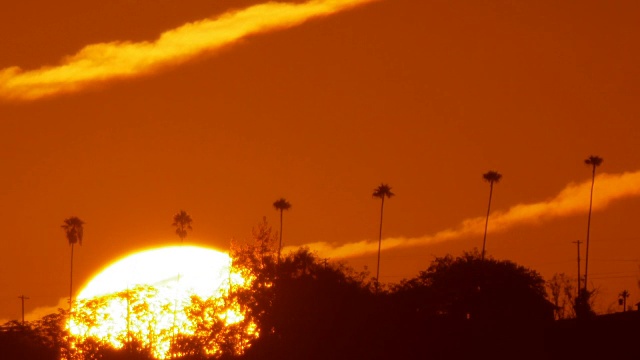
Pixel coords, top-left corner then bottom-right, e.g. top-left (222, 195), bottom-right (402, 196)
top-left (1, 220), bottom-right (637, 359)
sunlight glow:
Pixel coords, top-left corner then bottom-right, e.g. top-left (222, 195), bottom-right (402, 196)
top-left (67, 246), bottom-right (255, 359)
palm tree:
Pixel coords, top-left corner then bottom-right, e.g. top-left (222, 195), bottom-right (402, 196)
top-left (481, 171), bottom-right (502, 261)
top-left (373, 183), bottom-right (394, 289)
top-left (583, 155), bottom-right (603, 292)
top-left (619, 290), bottom-right (630, 312)
top-left (62, 216), bottom-right (85, 306)
top-left (172, 210), bottom-right (193, 243)
top-left (273, 198), bottom-right (292, 263)
top-left (170, 210), bottom-right (192, 347)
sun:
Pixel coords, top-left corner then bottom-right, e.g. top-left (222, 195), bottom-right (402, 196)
top-left (67, 245), bottom-right (254, 359)
top-left (76, 245), bottom-right (232, 300)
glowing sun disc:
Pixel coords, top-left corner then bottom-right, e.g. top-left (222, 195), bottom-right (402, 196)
top-left (70, 245), bottom-right (245, 359)
top-left (78, 245), bottom-right (232, 301)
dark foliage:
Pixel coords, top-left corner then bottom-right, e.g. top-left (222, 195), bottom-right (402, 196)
top-left (573, 288), bottom-right (596, 319)
top-left (240, 248), bottom-right (375, 360)
top-left (5, 236), bottom-right (634, 360)
top-left (388, 250), bottom-right (555, 359)
top-left (547, 311), bottom-right (640, 359)
top-left (236, 240), bottom-right (556, 360)
top-left (0, 321), bottom-right (59, 360)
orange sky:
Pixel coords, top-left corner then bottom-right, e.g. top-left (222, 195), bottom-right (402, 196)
top-left (1, 0), bottom-right (640, 321)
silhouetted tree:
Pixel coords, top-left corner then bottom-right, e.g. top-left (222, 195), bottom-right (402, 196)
top-left (172, 210), bottom-right (193, 243)
top-left (404, 250), bottom-right (553, 322)
top-left (0, 310), bottom-right (69, 360)
top-left (372, 183), bottom-right (394, 289)
top-left (391, 251), bottom-right (553, 359)
top-left (573, 287), bottom-right (596, 319)
top-left (170, 210), bottom-right (193, 355)
top-left (174, 293), bottom-right (251, 359)
top-left (229, 218), bottom-right (278, 355)
top-left (547, 273), bottom-right (576, 319)
top-left (481, 171), bottom-right (501, 260)
top-left (0, 321), bottom-right (58, 360)
top-left (62, 216), bottom-right (85, 306)
top-left (618, 290), bottom-right (630, 312)
top-left (238, 247), bottom-right (374, 360)
top-left (583, 155), bottom-right (602, 293)
top-left (272, 198), bottom-right (291, 263)
top-left (34, 311), bottom-right (69, 359)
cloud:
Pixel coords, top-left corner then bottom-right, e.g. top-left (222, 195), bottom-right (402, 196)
top-left (24, 297), bottom-right (69, 322)
top-left (0, 297), bottom-right (68, 325)
top-left (0, 0), bottom-right (376, 101)
top-left (289, 170), bottom-right (640, 259)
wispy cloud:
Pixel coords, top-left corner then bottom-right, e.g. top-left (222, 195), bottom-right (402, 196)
top-left (0, 0), bottom-right (376, 101)
top-left (290, 171), bottom-right (640, 259)
top-left (0, 297), bottom-right (68, 325)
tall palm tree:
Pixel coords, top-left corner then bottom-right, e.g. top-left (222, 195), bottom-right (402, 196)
top-left (170, 210), bottom-right (192, 348)
top-left (481, 171), bottom-right (502, 261)
top-left (583, 155), bottom-right (603, 292)
top-left (273, 198), bottom-right (292, 263)
top-left (619, 290), bottom-right (630, 312)
top-left (373, 183), bottom-right (394, 289)
top-left (172, 210), bottom-right (193, 243)
top-left (62, 216), bottom-right (85, 306)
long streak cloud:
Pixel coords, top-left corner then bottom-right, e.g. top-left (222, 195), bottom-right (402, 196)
top-left (291, 171), bottom-right (640, 259)
top-left (0, 0), bottom-right (376, 101)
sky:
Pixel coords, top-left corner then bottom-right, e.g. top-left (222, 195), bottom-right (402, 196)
top-left (1, 0), bottom-right (640, 321)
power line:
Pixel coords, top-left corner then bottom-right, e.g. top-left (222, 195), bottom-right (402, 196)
top-left (591, 275), bottom-right (637, 280)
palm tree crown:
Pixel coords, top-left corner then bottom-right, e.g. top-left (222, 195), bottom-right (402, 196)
top-left (62, 216), bottom-right (85, 247)
top-left (373, 183), bottom-right (395, 200)
top-left (273, 198), bottom-right (292, 212)
top-left (172, 210), bottom-right (193, 242)
top-left (483, 170), bottom-right (502, 184)
top-left (584, 155), bottom-right (603, 169)
top-left (273, 198), bottom-right (292, 262)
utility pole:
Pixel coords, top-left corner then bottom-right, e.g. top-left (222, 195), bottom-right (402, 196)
top-left (572, 240), bottom-right (582, 298)
top-left (18, 295), bottom-right (29, 324)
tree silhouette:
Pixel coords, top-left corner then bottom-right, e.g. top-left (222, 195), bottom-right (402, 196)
top-left (62, 216), bottom-right (85, 307)
top-left (273, 198), bottom-right (291, 263)
top-left (391, 250), bottom-right (554, 360)
top-left (0, 316), bottom-right (63, 360)
top-left (373, 183), bottom-right (394, 289)
top-left (481, 171), bottom-right (502, 261)
top-left (409, 250), bottom-right (552, 322)
top-left (237, 247), bottom-right (374, 360)
top-left (583, 155), bottom-right (602, 293)
top-left (172, 210), bottom-right (192, 243)
top-left (170, 210), bottom-right (193, 354)
top-left (546, 273), bottom-right (577, 319)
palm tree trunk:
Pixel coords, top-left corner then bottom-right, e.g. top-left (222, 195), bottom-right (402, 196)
top-left (278, 209), bottom-right (283, 263)
top-left (482, 182), bottom-right (494, 261)
top-left (583, 166), bottom-right (596, 292)
top-left (376, 197), bottom-right (385, 290)
top-left (69, 243), bottom-right (74, 309)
